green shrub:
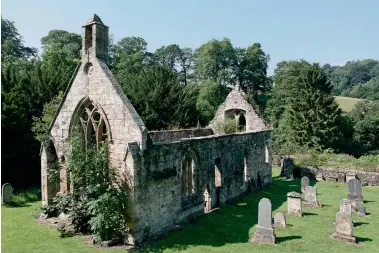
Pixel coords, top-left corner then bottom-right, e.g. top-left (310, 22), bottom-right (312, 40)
top-left (215, 118), bottom-right (238, 134)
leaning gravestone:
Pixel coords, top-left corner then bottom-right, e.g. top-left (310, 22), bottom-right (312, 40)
top-left (331, 211), bottom-right (356, 243)
top-left (301, 176), bottom-right (309, 193)
top-left (340, 199), bottom-right (351, 215)
top-left (2, 183), bottom-right (13, 204)
top-left (273, 212), bottom-right (286, 228)
top-left (287, 191), bottom-right (302, 216)
top-left (347, 178), bottom-right (363, 209)
top-left (250, 198), bottom-right (276, 244)
top-left (304, 186), bottom-right (319, 208)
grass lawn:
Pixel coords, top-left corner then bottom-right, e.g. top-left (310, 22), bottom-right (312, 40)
top-left (334, 96), bottom-right (364, 112)
top-left (2, 168), bottom-right (379, 253)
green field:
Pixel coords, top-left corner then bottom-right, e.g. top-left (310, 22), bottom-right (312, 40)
top-left (335, 96), bottom-right (364, 112)
top-left (2, 168), bottom-right (379, 253)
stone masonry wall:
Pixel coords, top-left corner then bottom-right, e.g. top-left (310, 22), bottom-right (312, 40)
top-left (148, 129), bottom-right (214, 143)
top-left (131, 130), bottom-right (272, 243)
top-left (299, 166), bottom-right (379, 186)
top-left (208, 87), bottom-right (267, 132)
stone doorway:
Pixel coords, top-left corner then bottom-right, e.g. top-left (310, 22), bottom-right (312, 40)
top-left (204, 185), bottom-right (212, 213)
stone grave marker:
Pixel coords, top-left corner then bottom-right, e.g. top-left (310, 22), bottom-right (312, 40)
top-left (287, 191), bottom-right (302, 216)
top-left (281, 157), bottom-right (294, 179)
top-left (339, 199), bottom-right (351, 215)
top-left (331, 211), bottom-right (356, 243)
top-left (304, 186), bottom-right (319, 208)
top-left (347, 178), bottom-right (363, 209)
top-left (250, 198), bottom-right (276, 244)
top-left (2, 183), bottom-right (13, 204)
top-left (346, 172), bottom-right (356, 183)
top-left (301, 176), bottom-right (309, 193)
top-left (273, 212), bottom-right (286, 228)
top-left (337, 173), bottom-right (346, 183)
top-left (357, 202), bottom-right (366, 216)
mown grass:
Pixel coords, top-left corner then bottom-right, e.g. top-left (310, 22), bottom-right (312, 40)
top-left (334, 96), bottom-right (364, 112)
top-left (2, 168), bottom-right (379, 253)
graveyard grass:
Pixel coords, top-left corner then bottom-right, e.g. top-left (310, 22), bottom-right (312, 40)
top-left (2, 168), bottom-right (379, 253)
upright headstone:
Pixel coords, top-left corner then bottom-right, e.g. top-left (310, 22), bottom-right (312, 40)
top-left (331, 211), bottom-right (356, 243)
top-left (304, 186), bottom-right (319, 208)
top-left (346, 172), bottom-right (356, 183)
top-left (281, 157), bottom-right (294, 179)
top-left (250, 198), bottom-right (276, 244)
top-left (301, 176), bottom-right (309, 193)
top-left (347, 178), bottom-right (363, 209)
top-left (339, 199), bottom-right (351, 215)
top-left (287, 191), bottom-right (302, 216)
top-left (337, 173), bottom-right (346, 183)
top-left (273, 212), bottom-right (286, 228)
top-left (2, 183), bottom-right (13, 204)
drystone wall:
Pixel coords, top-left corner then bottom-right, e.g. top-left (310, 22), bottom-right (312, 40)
top-left (299, 166), bottom-right (379, 186)
top-left (131, 130), bottom-right (272, 244)
top-left (148, 129), bottom-right (214, 143)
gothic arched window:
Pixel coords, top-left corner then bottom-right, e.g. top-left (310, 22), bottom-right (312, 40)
top-left (78, 101), bottom-right (109, 146)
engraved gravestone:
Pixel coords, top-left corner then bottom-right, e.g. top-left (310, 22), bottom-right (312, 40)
top-left (281, 158), bottom-right (294, 179)
top-left (2, 183), bottom-right (13, 204)
top-left (340, 199), bottom-right (351, 215)
top-left (250, 198), bottom-right (276, 244)
top-left (304, 186), bottom-right (319, 208)
top-left (287, 191), bottom-right (302, 216)
top-left (274, 212), bottom-right (286, 228)
top-left (331, 211), bottom-right (356, 243)
top-left (347, 179), bottom-right (363, 210)
top-left (301, 176), bottom-right (309, 193)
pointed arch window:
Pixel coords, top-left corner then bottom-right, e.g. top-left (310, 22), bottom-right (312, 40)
top-left (77, 101), bottom-right (109, 146)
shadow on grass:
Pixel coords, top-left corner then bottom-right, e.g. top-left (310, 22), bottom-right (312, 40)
top-left (277, 235), bottom-right (302, 243)
top-left (303, 212), bottom-right (318, 216)
top-left (354, 222), bottom-right (369, 227)
top-left (133, 176), bottom-right (301, 252)
top-left (356, 236), bottom-right (373, 243)
top-left (2, 202), bottom-right (32, 208)
top-left (364, 200), bottom-right (375, 204)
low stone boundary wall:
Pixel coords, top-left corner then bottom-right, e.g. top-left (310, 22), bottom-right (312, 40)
top-left (299, 165), bottom-right (379, 186)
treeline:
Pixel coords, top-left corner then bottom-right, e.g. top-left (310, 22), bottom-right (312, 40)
top-left (2, 18), bottom-right (378, 189)
top-left (323, 59), bottom-right (379, 100)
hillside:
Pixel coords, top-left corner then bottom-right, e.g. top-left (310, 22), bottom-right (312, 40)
top-left (334, 96), bottom-right (364, 112)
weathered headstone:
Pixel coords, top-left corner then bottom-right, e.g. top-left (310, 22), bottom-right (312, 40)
top-left (316, 173), bottom-right (323, 182)
top-left (273, 212), bottom-right (286, 228)
top-left (304, 186), bottom-right (319, 208)
top-left (287, 191), bottom-right (302, 216)
top-left (347, 178), bottom-right (363, 209)
top-left (301, 176), bottom-right (309, 193)
top-left (346, 172), bottom-right (356, 183)
top-left (250, 198), bottom-right (276, 244)
top-left (331, 211), bottom-right (356, 243)
top-left (2, 183), bottom-right (13, 204)
top-left (337, 173), bottom-right (346, 183)
top-left (339, 199), bottom-right (351, 215)
top-left (357, 202), bottom-right (366, 216)
top-left (281, 157), bottom-right (294, 179)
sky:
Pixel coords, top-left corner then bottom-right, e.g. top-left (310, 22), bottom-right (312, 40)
top-left (2, 0), bottom-right (379, 75)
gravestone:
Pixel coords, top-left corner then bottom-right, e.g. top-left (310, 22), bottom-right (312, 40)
top-left (274, 212), bottom-right (286, 228)
top-left (339, 199), bottom-right (351, 215)
top-left (301, 176), bottom-right (309, 193)
top-left (250, 198), bottom-right (276, 244)
top-left (347, 178), bottom-right (363, 209)
top-left (281, 157), bottom-right (294, 179)
top-left (346, 172), bottom-right (356, 183)
top-left (357, 203), bottom-right (366, 216)
top-left (287, 191), bottom-right (302, 216)
top-left (2, 183), bottom-right (13, 204)
top-left (316, 173), bottom-right (323, 182)
top-left (304, 186), bottom-right (319, 208)
top-left (331, 211), bottom-right (356, 243)
top-left (337, 173), bottom-right (346, 183)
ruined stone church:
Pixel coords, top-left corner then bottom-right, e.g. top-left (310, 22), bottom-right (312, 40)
top-left (41, 15), bottom-right (272, 245)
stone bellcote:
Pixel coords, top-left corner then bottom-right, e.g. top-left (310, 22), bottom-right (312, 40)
top-left (82, 14), bottom-right (109, 60)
